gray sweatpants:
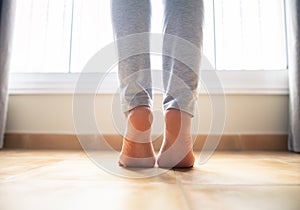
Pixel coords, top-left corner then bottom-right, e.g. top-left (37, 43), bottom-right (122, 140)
top-left (111, 0), bottom-right (204, 117)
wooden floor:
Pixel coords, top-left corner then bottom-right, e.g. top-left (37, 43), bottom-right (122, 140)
top-left (0, 150), bottom-right (299, 210)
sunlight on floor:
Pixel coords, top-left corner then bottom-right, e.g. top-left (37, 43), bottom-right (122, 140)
top-left (0, 150), bottom-right (299, 210)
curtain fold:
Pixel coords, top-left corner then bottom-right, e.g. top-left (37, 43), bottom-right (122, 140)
top-left (0, 0), bottom-right (16, 148)
top-left (286, 0), bottom-right (300, 152)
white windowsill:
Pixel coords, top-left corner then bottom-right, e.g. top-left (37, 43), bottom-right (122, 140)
top-left (8, 70), bottom-right (289, 95)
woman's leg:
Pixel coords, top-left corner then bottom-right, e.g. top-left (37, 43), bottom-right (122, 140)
top-left (111, 0), bottom-right (152, 113)
top-left (111, 0), bottom-right (155, 167)
top-left (158, 0), bottom-right (204, 168)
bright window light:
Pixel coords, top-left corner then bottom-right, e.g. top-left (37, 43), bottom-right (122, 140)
top-left (10, 0), bottom-right (73, 73)
top-left (10, 0), bottom-right (287, 73)
top-left (214, 0), bottom-right (287, 70)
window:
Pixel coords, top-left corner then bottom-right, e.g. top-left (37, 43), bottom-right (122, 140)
top-left (214, 0), bottom-right (287, 70)
top-left (11, 0), bottom-right (73, 73)
top-left (9, 0), bottom-right (288, 94)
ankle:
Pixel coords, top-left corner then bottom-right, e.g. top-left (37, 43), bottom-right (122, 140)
top-left (165, 109), bottom-right (191, 138)
top-left (124, 106), bottom-right (153, 144)
top-left (127, 106), bottom-right (153, 131)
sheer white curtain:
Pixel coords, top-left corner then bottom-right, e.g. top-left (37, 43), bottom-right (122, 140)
top-left (214, 0), bottom-right (287, 70)
top-left (10, 0), bottom-right (73, 73)
top-left (0, 0), bottom-right (16, 148)
top-left (10, 0), bottom-right (287, 74)
top-left (286, 0), bottom-right (300, 152)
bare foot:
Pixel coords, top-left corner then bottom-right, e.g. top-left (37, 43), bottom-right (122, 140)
top-left (157, 109), bottom-right (195, 168)
top-left (119, 106), bottom-right (155, 168)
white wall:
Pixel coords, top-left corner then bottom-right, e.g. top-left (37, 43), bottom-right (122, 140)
top-left (6, 94), bottom-right (288, 135)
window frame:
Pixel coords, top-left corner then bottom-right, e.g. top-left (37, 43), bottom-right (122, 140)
top-left (8, 70), bottom-right (288, 95)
